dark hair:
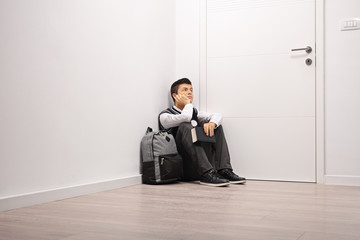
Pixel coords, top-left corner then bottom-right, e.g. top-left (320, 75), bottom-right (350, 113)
top-left (170, 78), bottom-right (192, 102)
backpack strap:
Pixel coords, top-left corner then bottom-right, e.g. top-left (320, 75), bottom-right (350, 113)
top-left (146, 127), bottom-right (153, 134)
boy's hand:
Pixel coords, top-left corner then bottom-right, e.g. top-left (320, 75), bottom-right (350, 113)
top-left (175, 93), bottom-right (191, 106)
top-left (203, 122), bottom-right (216, 137)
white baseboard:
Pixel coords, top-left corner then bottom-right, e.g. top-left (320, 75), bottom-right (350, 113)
top-left (0, 175), bottom-right (141, 211)
top-left (325, 175), bottom-right (360, 186)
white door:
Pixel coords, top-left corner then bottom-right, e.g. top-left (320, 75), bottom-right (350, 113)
top-left (203, 0), bottom-right (316, 182)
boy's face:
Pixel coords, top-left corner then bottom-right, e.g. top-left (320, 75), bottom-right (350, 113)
top-left (175, 83), bottom-right (193, 103)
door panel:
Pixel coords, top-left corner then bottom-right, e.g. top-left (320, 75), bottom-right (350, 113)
top-left (207, 0), bottom-right (315, 57)
top-left (223, 118), bottom-right (315, 182)
top-left (206, 0), bottom-right (316, 182)
top-left (207, 55), bottom-right (315, 117)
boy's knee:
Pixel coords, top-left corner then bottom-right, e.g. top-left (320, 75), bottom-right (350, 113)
top-left (178, 122), bottom-right (193, 130)
top-left (216, 125), bottom-right (223, 132)
top-left (176, 123), bottom-right (193, 140)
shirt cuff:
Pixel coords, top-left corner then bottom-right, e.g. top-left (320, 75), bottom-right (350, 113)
top-left (210, 120), bottom-right (219, 128)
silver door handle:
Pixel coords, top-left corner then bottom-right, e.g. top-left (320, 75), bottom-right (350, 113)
top-left (291, 46), bottom-right (312, 53)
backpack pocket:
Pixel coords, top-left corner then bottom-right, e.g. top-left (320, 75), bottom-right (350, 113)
top-left (142, 161), bottom-right (156, 184)
top-left (159, 154), bottom-right (183, 181)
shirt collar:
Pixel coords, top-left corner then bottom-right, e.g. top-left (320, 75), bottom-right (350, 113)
top-left (172, 105), bottom-right (182, 113)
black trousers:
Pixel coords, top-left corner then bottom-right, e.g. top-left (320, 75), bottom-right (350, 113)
top-left (175, 122), bottom-right (232, 181)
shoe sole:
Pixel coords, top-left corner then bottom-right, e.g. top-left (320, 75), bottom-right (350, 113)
top-left (200, 181), bottom-right (230, 187)
top-left (230, 180), bottom-right (246, 184)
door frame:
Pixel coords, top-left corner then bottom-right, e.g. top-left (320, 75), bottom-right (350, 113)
top-left (199, 0), bottom-right (325, 183)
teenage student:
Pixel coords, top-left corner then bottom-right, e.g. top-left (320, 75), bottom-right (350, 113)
top-left (159, 78), bottom-right (246, 187)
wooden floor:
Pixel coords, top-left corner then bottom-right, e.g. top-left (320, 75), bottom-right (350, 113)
top-left (1, 181), bottom-right (360, 240)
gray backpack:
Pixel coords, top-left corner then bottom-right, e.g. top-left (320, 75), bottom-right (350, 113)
top-left (140, 127), bottom-right (182, 184)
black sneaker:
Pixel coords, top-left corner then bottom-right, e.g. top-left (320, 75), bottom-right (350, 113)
top-left (200, 169), bottom-right (230, 187)
top-left (218, 169), bottom-right (246, 184)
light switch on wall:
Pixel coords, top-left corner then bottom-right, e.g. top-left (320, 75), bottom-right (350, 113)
top-left (340, 18), bottom-right (360, 31)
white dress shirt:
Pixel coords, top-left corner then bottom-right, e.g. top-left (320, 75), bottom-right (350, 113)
top-left (159, 104), bottom-right (223, 129)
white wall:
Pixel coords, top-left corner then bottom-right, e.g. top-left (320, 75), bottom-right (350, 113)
top-left (175, 0), bottom-right (200, 107)
top-left (1, 0), bottom-right (358, 211)
top-left (176, 0), bottom-right (360, 186)
top-left (0, 0), bottom-right (175, 209)
top-left (324, 0), bottom-right (360, 185)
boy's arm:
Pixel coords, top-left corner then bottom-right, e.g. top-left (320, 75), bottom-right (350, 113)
top-left (198, 111), bottom-right (223, 137)
top-left (198, 111), bottom-right (223, 128)
top-left (160, 104), bottom-right (193, 129)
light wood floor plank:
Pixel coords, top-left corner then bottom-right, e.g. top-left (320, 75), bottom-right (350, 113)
top-left (1, 181), bottom-right (360, 240)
